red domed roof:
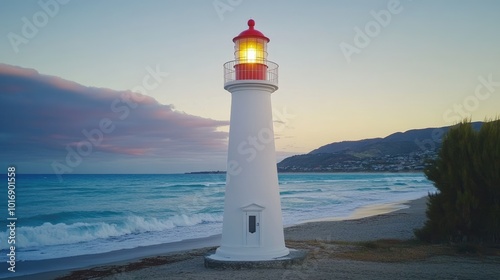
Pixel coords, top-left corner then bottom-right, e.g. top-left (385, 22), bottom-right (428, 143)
top-left (232, 19), bottom-right (270, 43)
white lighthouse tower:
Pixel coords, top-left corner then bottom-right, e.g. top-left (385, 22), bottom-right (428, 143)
top-left (211, 19), bottom-right (289, 261)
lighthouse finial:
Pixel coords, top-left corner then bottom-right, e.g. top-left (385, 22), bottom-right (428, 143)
top-left (248, 19), bottom-right (255, 29)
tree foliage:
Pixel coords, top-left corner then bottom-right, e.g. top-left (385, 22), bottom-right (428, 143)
top-left (415, 119), bottom-right (500, 243)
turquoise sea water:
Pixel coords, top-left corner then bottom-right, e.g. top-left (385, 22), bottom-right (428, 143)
top-left (0, 173), bottom-right (436, 262)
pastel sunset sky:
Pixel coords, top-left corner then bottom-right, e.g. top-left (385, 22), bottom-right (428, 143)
top-left (1, 0), bottom-right (499, 174)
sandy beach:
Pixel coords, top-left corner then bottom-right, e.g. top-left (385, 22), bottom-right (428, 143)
top-left (13, 197), bottom-right (500, 280)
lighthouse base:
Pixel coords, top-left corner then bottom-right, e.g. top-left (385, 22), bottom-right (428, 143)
top-left (204, 249), bottom-right (307, 270)
top-left (213, 245), bottom-right (290, 261)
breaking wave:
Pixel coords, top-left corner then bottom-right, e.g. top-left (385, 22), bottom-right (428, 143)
top-left (1, 213), bottom-right (223, 249)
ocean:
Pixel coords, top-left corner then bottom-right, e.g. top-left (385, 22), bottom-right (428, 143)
top-left (1, 173), bottom-right (436, 263)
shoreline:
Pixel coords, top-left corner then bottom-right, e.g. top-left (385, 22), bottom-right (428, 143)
top-left (7, 196), bottom-right (428, 280)
top-left (284, 197), bottom-right (427, 242)
top-left (288, 199), bottom-right (411, 225)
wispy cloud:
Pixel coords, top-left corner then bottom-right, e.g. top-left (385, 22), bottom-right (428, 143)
top-left (0, 64), bottom-right (229, 173)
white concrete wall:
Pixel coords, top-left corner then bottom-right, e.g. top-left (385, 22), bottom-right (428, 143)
top-left (214, 80), bottom-right (289, 260)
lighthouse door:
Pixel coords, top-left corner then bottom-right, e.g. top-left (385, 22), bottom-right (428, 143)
top-left (245, 211), bottom-right (260, 247)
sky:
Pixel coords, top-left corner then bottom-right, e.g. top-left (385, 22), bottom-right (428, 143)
top-left (1, 0), bottom-right (499, 174)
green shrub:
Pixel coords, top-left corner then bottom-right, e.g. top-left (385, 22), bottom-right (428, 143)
top-left (415, 119), bottom-right (500, 243)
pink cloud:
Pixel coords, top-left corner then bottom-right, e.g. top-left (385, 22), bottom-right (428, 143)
top-left (0, 63), bottom-right (230, 172)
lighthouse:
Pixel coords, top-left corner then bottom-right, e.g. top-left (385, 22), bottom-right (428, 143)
top-left (211, 19), bottom-right (289, 261)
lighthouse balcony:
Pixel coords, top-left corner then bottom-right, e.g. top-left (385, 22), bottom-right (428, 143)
top-left (224, 60), bottom-right (278, 86)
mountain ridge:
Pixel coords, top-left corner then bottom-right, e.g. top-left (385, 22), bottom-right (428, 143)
top-left (278, 122), bottom-right (483, 172)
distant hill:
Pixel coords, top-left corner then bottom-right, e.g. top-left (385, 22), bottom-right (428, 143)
top-left (278, 122), bottom-right (483, 172)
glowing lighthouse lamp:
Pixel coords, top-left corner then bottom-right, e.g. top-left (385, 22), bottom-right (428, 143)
top-left (232, 20), bottom-right (269, 80)
top-left (206, 19), bottom-right (291, 264)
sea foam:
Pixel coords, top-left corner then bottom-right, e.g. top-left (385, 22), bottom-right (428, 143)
top-left (1, 213), bottom-right (223, 249)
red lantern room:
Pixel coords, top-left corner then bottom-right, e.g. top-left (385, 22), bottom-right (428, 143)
top-left (233, 19), bottom-right (270, 80)
top-left (224, 19), bottom-right (278, 85)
